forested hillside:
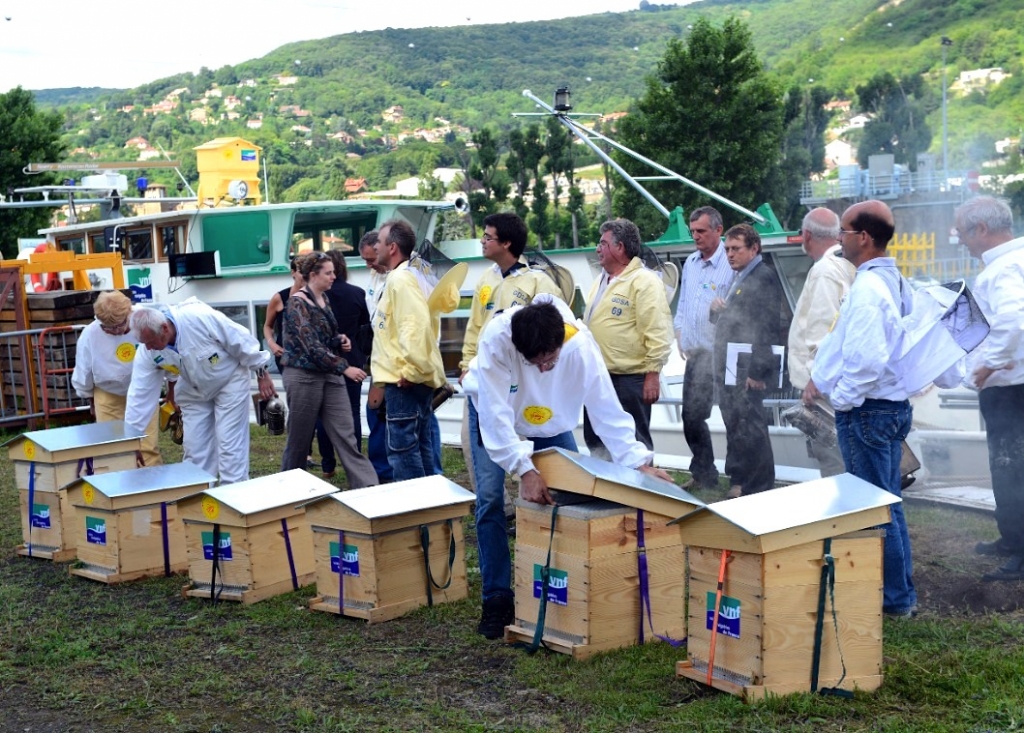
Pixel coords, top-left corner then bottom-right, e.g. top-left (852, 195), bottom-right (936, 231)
top-left (24, 0), bottom-right (1024, 218)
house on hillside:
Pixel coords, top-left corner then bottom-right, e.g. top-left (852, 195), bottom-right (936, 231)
top-left (382, 105), bottom-right (405, 124)
top-left (344, 178), bottom-right (367, 195)
top-left (247, 117), bottom-right (264, 130)
top-left (125, 136), bottom-right (150, 150)
top-left (953, 68), bottom-right (1011, 93)
top-left (825, 139), bottom-right (856, 169)
top-left (275, 74), bottom-right (298, 86)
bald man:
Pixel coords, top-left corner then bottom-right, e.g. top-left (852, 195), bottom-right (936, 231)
top-left (787, 207), bottom-right (855, 477)
top-left (811, 200), bottom-right (917, 619)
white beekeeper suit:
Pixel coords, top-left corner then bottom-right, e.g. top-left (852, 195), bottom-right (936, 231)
top-left (125, 298), bottom-right (271, 483)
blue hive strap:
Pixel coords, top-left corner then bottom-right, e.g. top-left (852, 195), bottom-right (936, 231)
top-left (636, 509), bottom-right (686, 647)
top-left (338, 530), bottom-right (345, 614)
top-left (26, 461), bottom-right (36, 557)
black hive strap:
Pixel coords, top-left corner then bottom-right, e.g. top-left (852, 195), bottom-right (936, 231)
top-left (515, 504), bottom-right (559, 655)
top-left (160, 502), bottom-right (171, 576)
top-left (210, 523), bottom-right (223, 604)
top-left (281, 518), bottom-right (299, 591)
top-left (419, 519), bottom-right (456, 607)
top-left (810, 537), bottom-right (852, 698)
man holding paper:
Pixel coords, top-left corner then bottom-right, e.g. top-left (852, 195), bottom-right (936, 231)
top-left (709, 223), bottom-right (783, 498)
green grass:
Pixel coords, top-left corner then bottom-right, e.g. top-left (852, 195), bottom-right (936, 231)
top-left (1, 425), bottom-right (1022, 731)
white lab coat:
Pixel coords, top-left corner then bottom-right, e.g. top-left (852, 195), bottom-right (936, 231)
top-left (125, 298), bottom-right (270, 483)
top-left (464, 294), bottom-right (653, 478)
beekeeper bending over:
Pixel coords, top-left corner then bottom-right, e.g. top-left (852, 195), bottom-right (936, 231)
top-left (125, 297), bottom-right (276, 484)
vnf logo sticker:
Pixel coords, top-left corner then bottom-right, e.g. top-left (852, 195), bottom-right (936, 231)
top-left (533, 564), bottom-right (568, 606)
top-left (201, 532), bottom-right (233, 561)
top-left (509, 384), bottom-right (518, 394)
top-left (329, 541), bottom-right (360, 576)
top-left (208, 353), bottom-right (220, 365)
top-left (706, 592), bottom-right (741, 639)
top-left (86, 516), bottom-right (107, 545)
top-left (30, 503), bottom-right (51, 529)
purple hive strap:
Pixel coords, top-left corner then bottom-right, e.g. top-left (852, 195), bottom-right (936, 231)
top-left (636, 509), bottom-right (686, 647)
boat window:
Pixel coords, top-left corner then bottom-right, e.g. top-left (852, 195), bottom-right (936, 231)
top-left (125, 229), bottom-right (153, 261)
top-left (290, 211), bottom-right (378, 258)
top-left (201, 211), bottom-right (272, 268)
top-left (57, 236), bottom-right (86, 255)
top-left (209, 303), bottom-right (251, 333)
top-left (89, 233), bottom-right (106, 254)
top-left (396, 206), bottom-right (433, 243)
top-left (158, 223), bottom-right (187, 260)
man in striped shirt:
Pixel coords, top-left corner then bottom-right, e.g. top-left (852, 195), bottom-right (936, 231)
top-left (672, 206), bottom-right (733, 490)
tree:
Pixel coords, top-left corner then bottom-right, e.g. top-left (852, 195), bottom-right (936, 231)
top-left (613, 16), bottom-right (785, 239)
top-left (467, 127), bottom-right (510, 228)
top-left (855, 72), bottom-right (933, 170)
top-left (506, 124), bottom-right (544, 222)
top-left (0, 88), bottom-right (66, 258)
top-left (772, 84), bottom-right (831, 228)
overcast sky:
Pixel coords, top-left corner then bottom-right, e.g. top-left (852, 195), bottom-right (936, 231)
top-left (0, 1), bottom-right (671, 92)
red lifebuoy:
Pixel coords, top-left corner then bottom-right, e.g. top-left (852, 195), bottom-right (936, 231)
top-left (30, 244), bottom-right (61, 292)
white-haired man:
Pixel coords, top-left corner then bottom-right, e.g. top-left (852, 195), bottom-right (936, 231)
top-left (789, 207), bottom-right (855, 476)
top-left (955, 195), bottom-right (1024, 582)
top-left (126, 298), bottom-right (275, 484)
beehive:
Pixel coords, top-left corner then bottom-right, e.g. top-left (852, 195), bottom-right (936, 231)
top-left (670, 474), bottom-right (897, 701)
top-left (65, 461), bottom-right (215, 584)
top-left (177, 469), bottom-right (336, 604)
top-left (504, 448), bottom-right (703, 659)
top-left (306, 475), bottom-right (474, 623)
top-left (4, 422), bottom-right (145, 561)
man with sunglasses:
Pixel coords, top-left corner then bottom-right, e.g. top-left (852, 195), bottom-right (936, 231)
top-left (811, 199), bottom-right (918, 618)
top-left (72, 290), bottom-right (163, 466)
top-left (463, 294), bottom-right (672, 639)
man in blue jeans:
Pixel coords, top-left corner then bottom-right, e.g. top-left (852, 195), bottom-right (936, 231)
top-left (809, 200), bottom-right (918, 618)
top-left (463, 295), bottom-right (672, 639)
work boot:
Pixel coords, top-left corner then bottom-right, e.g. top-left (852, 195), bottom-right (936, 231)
top-left (982, 554), bottom-right (1024, 582)
top-left (477, 595), bottom-right (514, 640)
top-left (975, 539), bottom-right (1014, 557)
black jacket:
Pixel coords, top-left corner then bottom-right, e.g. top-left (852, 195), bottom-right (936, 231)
top-left (327, 280), bottom-right (371, 369)
top-left (712, 261), bottom-right (783, 386)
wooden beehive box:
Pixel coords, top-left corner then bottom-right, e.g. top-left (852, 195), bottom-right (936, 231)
top-left (306, 475), bottom-right (474, 623)
top-left (504, 448), bottom-right (703, 659)
top-left (65, 461), bottom-right (216, 584)
top-left (177, 469), bottom-right (337, 604)
top-left (670, 474), bottom-right (899, 701)
top-left (4, 421), bottom-right (145, 561)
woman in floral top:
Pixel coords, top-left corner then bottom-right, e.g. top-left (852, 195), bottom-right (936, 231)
top-left (279, 252), bottom-right (378, 487)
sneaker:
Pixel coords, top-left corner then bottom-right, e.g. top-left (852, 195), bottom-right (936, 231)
top-left (477, 596), bottom-right (514, 640)
top-left (982, 554), bottom-right (1024, 582)
top-left (975, 539), bottom-right (1014, 557)
top-left (884, 604), bottom-right (919, 619)
top-left (322, 471), bottom-right (336, 479)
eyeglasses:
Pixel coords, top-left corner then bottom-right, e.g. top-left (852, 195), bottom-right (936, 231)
top-left (100, 319), bottom-right (130, 335)
top-left (481, 234), bottom-right (500, 243)
top-left (837, 228), bottom-right (862, 238)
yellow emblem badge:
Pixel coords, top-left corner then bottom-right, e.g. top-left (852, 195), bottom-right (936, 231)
top-left (201, 496), bottom-right (220, 521)
top-left (480, 285), bottom-right (493, 309)
top-left (523, 405), bottom-right (553, 426)
top-left (23, 441), bottom-right (36, 460)
top-left (83, 486), bottom-right (95, 505)
top-left (115, 343), bottom-right (137, 363)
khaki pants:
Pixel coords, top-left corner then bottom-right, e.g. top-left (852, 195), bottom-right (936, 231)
top-left (94, 388), bottom-right (163, 467)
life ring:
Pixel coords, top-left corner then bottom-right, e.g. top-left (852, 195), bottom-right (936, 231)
top-left (29, 244), bottom-right (61, 292)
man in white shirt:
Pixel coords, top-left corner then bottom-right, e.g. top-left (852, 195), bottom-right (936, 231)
top-left (955, 196), bottom-right (1024, 582)
top-left (463, 294), bottom-right (671, 639)
top-left (787, 207), bottom-right (855, 477)
top-left (673, 206), bottom-right (733, 490)
top-left (810, 200), bottom-right (917, 618)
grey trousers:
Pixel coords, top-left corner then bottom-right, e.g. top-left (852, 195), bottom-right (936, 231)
top-left (281, 368), bottom-right (378, 488)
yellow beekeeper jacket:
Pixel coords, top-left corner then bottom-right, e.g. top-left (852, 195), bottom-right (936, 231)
top-left (459, 259), bottom-right (563, 371)
top-left (370, 260), bottom-right (446, 388)
top-left (583, 256), bottom-right (673, 375)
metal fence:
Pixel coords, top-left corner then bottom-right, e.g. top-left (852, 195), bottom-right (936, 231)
top-left (0, 324), bottom-right (88, 429)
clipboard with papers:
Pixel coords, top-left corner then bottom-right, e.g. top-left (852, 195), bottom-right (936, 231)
top-left (724, 343), bottom-right (785, 388)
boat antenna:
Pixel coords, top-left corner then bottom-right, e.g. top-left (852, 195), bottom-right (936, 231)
top-left (515, 88), bottom-right (766, 225)
top-left (155, 142), bottom-right (196, 197)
